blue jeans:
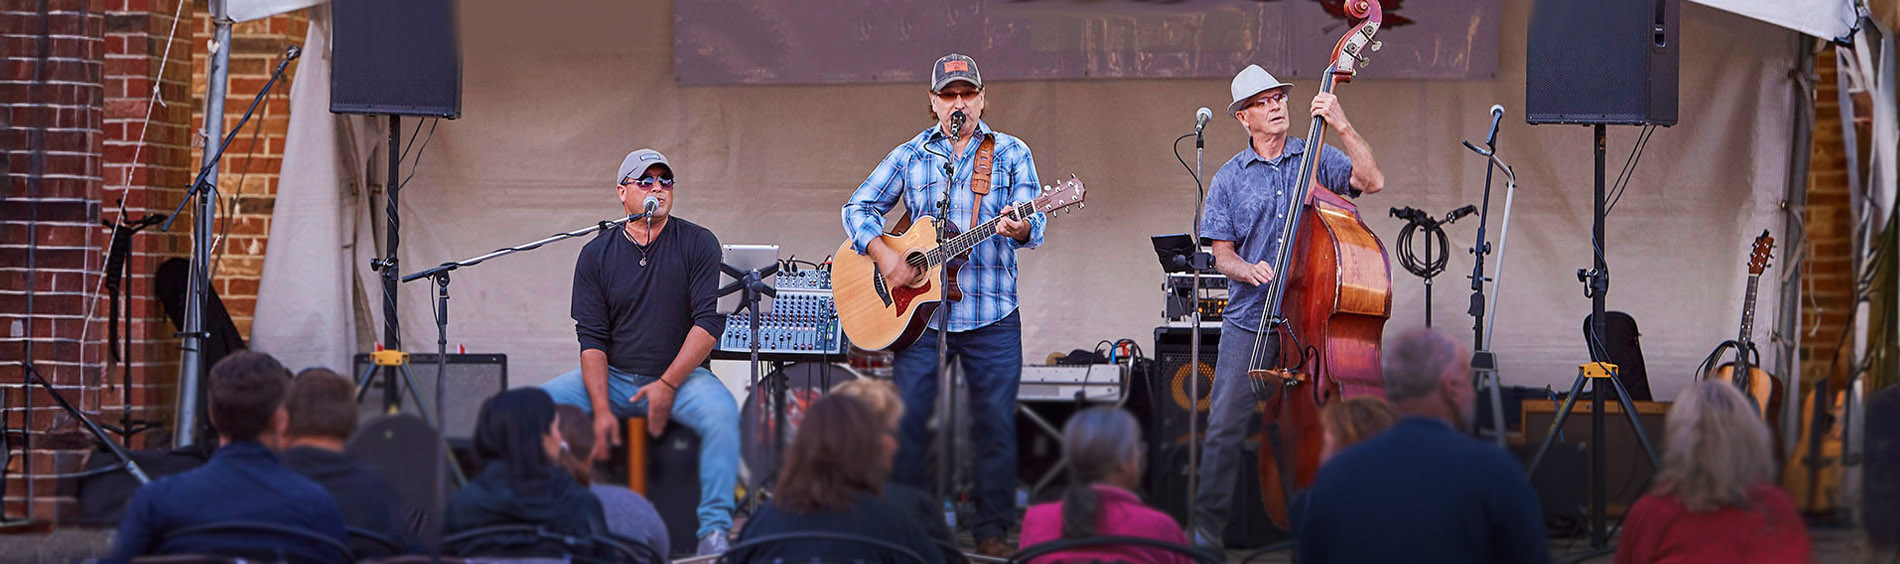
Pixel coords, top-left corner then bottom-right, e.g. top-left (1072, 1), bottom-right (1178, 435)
top-left (541, 365), bottom-right (737, 538)
top-left (1193, 320), bottom-right (1278, 540)
top-left (892, 310), bottom-right (1022, 542)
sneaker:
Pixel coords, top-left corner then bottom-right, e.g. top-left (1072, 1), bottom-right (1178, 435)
top-left (975, 537), bottom-right (1012, 558)
top-left (1192, 527), bottom-right (1223, 551)
top-left (697, 529), bottom-right (730, 556)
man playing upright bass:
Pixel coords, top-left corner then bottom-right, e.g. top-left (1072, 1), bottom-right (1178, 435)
top-left (1192, 64), bottom-right (1386, 548)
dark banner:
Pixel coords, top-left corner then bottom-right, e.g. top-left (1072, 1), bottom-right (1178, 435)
top-left (674, 0), bottom-right (1499, 85)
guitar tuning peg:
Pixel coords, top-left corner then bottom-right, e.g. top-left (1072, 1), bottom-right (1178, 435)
top-left (1370, 40), bottom-right (1382, 52)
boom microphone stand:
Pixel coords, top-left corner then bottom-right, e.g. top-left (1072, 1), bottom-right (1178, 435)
top-left (162, 44), bottom-right (301, 448)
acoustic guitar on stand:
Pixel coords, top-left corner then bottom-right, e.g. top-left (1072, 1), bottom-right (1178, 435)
top-left (833, 176), bottom-right (1086, 351)
top-left (1705, 230), bottom-right (1784, 426)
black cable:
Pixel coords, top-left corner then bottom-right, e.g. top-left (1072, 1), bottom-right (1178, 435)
top-left (398, 118), bottom-right (440, 190)
top-left (1605, 125), bottom-right (1656, 216)
top-left (1173, 133), bottom-right (1205, 239)
top-left (1394, 218), bottom-right (1451, 279)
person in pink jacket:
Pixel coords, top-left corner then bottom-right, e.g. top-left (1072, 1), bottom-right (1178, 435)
top-left (1018, 407), bottom-right (1193, 564)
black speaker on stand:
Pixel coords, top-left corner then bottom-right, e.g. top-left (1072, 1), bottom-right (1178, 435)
top-left (1524, 0), bottom-right (1676, 553)
top-left (1526, 0), bottom-right (1678, 126)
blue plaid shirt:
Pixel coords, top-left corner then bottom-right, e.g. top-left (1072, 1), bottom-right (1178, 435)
top-left (843, 120), bottom-right (1047, 332)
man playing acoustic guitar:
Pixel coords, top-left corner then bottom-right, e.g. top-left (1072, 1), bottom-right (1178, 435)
top-left (840, 52), bottom-right (1045, 557)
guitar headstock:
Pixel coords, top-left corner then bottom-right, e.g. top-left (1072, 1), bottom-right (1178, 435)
top-left (1328, 0), bottom-right (1384, 82)
top-left (1748, 230), bottom-right (1774, 276)
top-left (1033, 175), bottom-right (1087, 216)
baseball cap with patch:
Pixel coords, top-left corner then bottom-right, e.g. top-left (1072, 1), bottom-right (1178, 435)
top-left (617, 149), bottom-right (672, 184)
top-left (931, 53), bottom-right (982, 92)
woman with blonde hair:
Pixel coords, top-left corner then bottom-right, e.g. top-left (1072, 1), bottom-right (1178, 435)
top-left (1319, 395), bottom-right (1397, 462)
top-left (1615, 380), bottom-right (1810, 563)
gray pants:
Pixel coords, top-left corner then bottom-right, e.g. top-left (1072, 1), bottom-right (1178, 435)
top-left (1192, 319), bottom-right (1279, 540)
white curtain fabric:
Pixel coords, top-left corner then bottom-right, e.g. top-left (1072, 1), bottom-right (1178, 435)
top-left (250, 5), bottom-right (382, 373)
top-left (253, 0), bottom-right (1799, 405)
top-left (1687, 0), bottom-right (1857, 40)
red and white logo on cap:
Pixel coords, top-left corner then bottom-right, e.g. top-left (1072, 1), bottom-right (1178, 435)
top-left (943, 61), bottom-right (970, 73)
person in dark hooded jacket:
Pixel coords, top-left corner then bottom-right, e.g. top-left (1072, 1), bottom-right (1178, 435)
top-left (446, 387), bottom-right (610, 558)
top-left (278, 368), bottom-right (420, 557)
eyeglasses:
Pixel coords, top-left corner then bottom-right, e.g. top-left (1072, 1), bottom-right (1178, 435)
top-left (934, 89), bottom-right (981, 102)
top-left (1251, 91), bottom-right (1289, 108)
top-left (623, 176), bottom-right (676, 191)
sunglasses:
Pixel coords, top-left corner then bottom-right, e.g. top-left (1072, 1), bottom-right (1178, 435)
top-left (623, 176), bottom-right (676, 191)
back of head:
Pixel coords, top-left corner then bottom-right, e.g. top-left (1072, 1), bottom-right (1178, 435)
top-left (1058, 407), bottom-right (1142, 539)
top-left (553, 404), bottom-right (595, 485)
top-left (1655, 380), bottom-right (1774, 512)
top-left (473, 388), bottom-right (560, 496)
top-left (773, 395), bottom-right (888, 515)
top-left (1381, 328), bottom-right (1470, 421)
top-left (1322, 395), bottom-right (1398, 450)
top-left (284, 368), bottom-right (358, 443)
top-left (209, 350), bottom-right (292, 443)
top-left (829, 378), bottom-right (903, 429)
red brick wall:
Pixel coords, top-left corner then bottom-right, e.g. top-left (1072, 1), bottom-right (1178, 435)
top-left (2, 0), bottom-right (302, 523)
top-left (188, 7), bottom-right (304, 340)
top-left (1802, 47), bottom-right (1855, 386)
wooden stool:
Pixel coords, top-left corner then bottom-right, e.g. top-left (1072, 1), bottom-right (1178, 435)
top-left (624, 416), bottom-right (648, 494)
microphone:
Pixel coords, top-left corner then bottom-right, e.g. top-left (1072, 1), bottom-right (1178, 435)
top-left (642, 195), bottom-right (659, 214)
top-left (1486, 104), bottom-right (1504, 146)
top-left (1194, 107), bottom-right (1212, 135)
top-left (1447, 204), bottom-right (1479, 222)
top-left (950, 110), bottom-right (967, 138)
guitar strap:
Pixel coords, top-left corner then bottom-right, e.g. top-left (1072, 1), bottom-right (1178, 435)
top-left (890, 135), bottom-right (996, 234)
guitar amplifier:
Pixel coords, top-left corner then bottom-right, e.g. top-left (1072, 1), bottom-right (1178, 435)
top-left (353, 353), bottom-right (506, 444)
top-left (1018, 364), bottom-right (1124, 403)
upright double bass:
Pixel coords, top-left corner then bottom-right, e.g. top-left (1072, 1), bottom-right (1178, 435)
top-left (1251, 0), bottom-right (1393, 529)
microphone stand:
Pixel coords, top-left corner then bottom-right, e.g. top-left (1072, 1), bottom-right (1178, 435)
top-left (1462, 111), bottom-right (1515, 448)
top-left (161, 45), bottom-right (301, 448)
top-left (920, 114), bottom-right (963, 502)
top-left (1185, 120), bottom-right (1209, 536)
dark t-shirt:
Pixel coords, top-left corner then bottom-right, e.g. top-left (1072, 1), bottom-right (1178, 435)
top-left (1294, 417), bottom-right (1549, 564)
top-left (734, 491), bottom-right (947, 564)
top-left (572, 217), bottom-right (726, 376)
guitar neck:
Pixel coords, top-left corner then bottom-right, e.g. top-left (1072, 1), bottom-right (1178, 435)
top-left (1738, 274), bottom-right (1759, 346)
top-left (925, 200), bottom-right (1037, 267)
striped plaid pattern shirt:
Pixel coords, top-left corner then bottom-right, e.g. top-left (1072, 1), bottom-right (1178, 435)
top-left (842, 120), bottom-right (1047, 333)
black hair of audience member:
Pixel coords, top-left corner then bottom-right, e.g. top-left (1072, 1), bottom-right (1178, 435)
top-left (473, 387), bottom-right (563, 498)
top-left (1059, 407), bottom-right (1143, 539)
top-left (208, 350), bottom-right (292, 443)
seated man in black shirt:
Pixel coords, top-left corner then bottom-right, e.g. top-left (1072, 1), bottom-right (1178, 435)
top-left (108, 350), bottom-right (349, 563)
top-left (540, 148), bottom-right (739, 555)
top-left (278, 368), bottom-right (420, 558)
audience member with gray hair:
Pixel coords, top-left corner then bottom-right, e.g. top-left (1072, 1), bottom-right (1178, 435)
top-left (1613, 380), bottom-right (1810, 563)
top-left (1293, 328), bottom-right (1548, 563)
top-left (1017, 407), bottom-right (1192, 563)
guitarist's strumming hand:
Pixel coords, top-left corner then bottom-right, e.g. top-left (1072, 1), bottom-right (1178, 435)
top-left (869, 241), bottom-right (922, 288)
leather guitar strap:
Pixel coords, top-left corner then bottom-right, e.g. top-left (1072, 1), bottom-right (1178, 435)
top-left (890, 135), bottom-right (997, 234)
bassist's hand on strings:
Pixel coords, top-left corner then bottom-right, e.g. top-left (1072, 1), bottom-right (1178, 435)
top-left (1310, 92), bottom-right (1353, 135)
top-left (1222, 259), bottom-right (1276, 287)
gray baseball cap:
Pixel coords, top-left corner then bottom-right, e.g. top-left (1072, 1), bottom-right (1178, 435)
top-left (617, 149), bottom-right (672, 183)
top-left (931, 53), bottom-right (982, 92)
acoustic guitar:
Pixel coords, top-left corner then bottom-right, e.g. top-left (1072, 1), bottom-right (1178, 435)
top-left (1707, 231), bottom-right (1784, 424)
top-left (833, 176), bottom-right (1086, 351)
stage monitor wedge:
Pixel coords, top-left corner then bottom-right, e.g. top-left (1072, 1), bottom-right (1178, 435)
top-left (331, 0), bottom-right (462, 119)
top-left (1525, 0), bottom-right (1678, 126)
